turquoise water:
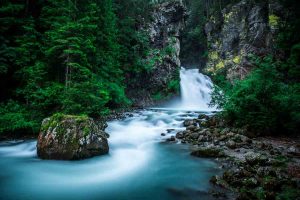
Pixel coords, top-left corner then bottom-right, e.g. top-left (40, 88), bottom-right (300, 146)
top-left (0, 109), bottom-right (220, 200)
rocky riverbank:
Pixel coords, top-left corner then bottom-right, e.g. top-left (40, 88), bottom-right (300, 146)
top-left (167, 114), bottom-right (300, 199)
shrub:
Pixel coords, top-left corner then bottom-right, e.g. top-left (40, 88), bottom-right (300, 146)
top-left (211, 56), bottom-right (300, 135)
top-left (0, 100), bottom-right (39, 134)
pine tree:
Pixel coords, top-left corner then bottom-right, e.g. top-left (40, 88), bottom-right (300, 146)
top-left (41, 0), bottom-right (111, 116)
top-left (95, 0), bottom-right (130, 107)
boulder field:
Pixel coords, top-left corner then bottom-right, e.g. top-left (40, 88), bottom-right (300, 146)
top-left (164, 114), bottom-right (300, 199)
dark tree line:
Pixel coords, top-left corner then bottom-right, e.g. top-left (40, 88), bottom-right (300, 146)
top-left (0, 0), bottom-right (156, 135)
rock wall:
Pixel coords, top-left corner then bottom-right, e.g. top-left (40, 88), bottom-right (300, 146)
top-left (127, 1), bottom-right (187, 107)
top-left (204, 0), bottom-right (278, 81)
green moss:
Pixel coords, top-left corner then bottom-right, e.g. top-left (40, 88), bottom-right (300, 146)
top-left (233, 55), bottom-right (241, 64)
top-left (269, 14), bottom-right (280, 28)
top-left (41, 113), bottom-right (64, 132)
top-left (191, 147), bottom-right (225, 158)
top-left (224, 11), bottom-right (233, 23)
top-left (209, 51), bottom-right (219, 61)
top-left (216, 61), bottom-right (225, 70)
top-left (74, 115), bottom-right (89, 124)
top-left (41, 113), bottom-right (89, 137)
top-left (83, 126), bottom-right (90, 137)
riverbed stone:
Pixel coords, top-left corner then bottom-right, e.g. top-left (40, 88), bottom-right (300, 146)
top-left (191, 147), bottom-right (225, 158)
top-left (190, 132), bottom-right (200, 139)
top-left (226, 140), bottom-right (237, 149)
top-left (198, 114), bottom-right (209, 120)
top-left (37, 113), bottom-right (109, 160)
top-left (245, 152), bottom-right (268, 165)
top-left (166, 136), bottom-right (176, 142)
top-left (186, 125), bottom-right (197, 131)
top-left (183, 119), bottom-right (197, 127)
top-left (175, 131), bottom-right (184, 139)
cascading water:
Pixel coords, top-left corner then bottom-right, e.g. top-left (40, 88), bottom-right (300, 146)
top-left (161, 67), bottom-right (216, 111)
top-left (0, 68), bottom-right (219, 200)
top-left (179, 67), bottom-right (215, 111)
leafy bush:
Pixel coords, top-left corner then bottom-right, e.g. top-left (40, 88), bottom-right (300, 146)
top-left (0, 100), bottom-right (39, 134)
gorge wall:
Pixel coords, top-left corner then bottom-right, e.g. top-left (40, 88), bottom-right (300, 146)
top-left (204, 0), bottom-right (285, 81)
top-left (127, 1), bottom-right (187, 107)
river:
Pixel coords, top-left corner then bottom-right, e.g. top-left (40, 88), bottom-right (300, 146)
top-left (0, 68), bottom-right (220, 200)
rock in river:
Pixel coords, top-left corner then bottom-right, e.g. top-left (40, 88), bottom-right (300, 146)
top-left (37, 113), bottom-right (109, 160)
top-left (191, 147), bottom-right (225, 158)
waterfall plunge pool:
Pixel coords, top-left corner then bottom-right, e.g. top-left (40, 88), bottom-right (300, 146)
top-left (0, 68), bottom-right (221, 200)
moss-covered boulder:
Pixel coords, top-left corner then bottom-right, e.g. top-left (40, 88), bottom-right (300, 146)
top-left (37, 113), bottom-right (109, 160)
top-left (191, 147), bottom-right (225, 158)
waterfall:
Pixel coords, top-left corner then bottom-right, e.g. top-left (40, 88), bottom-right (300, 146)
top-left (177, 67), bottom-right (215, 111)
top-left (155, 67), bottom-right (216, 111)
top-left (0, 69), bottom-right (218, 200)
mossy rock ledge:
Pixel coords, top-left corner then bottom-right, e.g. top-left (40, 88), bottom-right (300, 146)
top-left (37, 114), bottom-right (109, 160)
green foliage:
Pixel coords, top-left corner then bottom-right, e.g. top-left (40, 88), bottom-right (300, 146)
top-left (209, 0), bottom-right (300, 136)
top-left (0, 101), bottom-right (39, 134)
top-left (116, 0), bottom-right (153, 74)
top-left (0, 0), bottom-right (157, 135)
top-left (211, 56), bottom-right (300, 135)
top-left (152, 92), bottom-right (163, 101)
top-left (276, 185), bottom-right (300, 200)
top-left (275, 0), bottom-right (300, 54)
top-left (167, 79), bottom-right (180, 93)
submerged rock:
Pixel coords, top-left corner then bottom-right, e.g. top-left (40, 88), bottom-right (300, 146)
top-left (37, 114), bottom-right (109, 160)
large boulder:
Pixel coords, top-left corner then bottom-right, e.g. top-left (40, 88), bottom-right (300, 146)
top-left (37, 114), bottom-right (109, 160)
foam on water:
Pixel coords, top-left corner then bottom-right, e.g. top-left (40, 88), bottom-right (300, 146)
top-left (0, 68), bottom-right (219, 200)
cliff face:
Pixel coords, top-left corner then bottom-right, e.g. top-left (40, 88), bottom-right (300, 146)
top-left (128, 1), bottom-right (187, 107)
top-left (204, 0), bottom-right (283, 81)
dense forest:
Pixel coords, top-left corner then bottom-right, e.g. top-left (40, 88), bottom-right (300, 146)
top-left (0, 0), bottom-right (157, 135)
top-left (0, 0), bottom-right (299, 138)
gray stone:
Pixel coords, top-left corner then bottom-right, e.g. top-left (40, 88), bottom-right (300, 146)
top-left (191, 147), bottom-right (225, 158)
top-left (175, 131), bottom-right (184, 139)
top-left (166, 136), bottom-right (176, 142)
top-left (205, 0), bottom-right (272, 81)
top-left (190, 132), bottom-right (200, 139)
top-left (37, 114), bottom-right (109, 160)
top-left (245, 152), bottom-right (268, 165)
